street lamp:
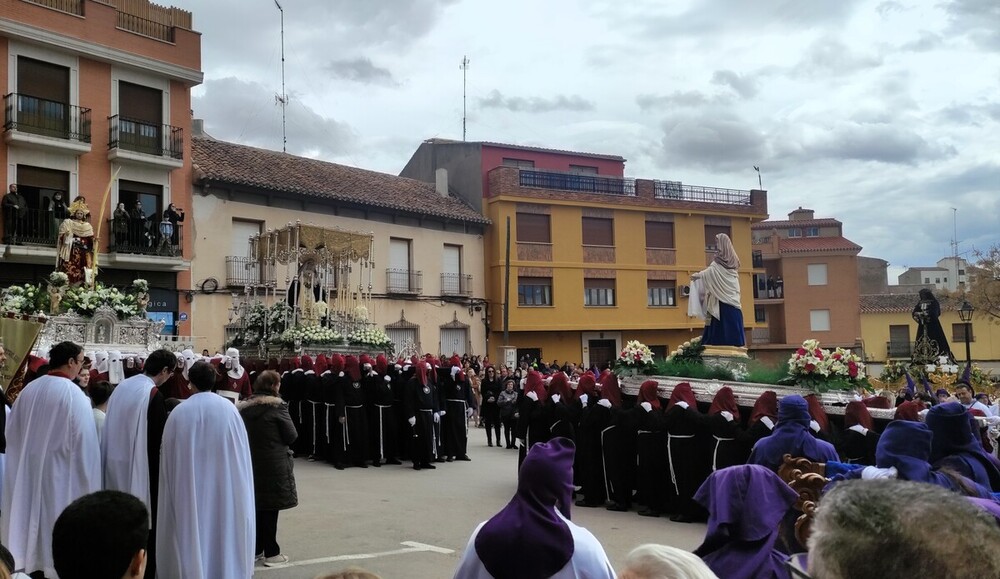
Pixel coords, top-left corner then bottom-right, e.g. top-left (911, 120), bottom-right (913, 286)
top-left (958, 300), bottom-right (974, 363)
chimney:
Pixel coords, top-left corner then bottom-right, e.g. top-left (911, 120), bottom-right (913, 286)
top-left (192, 118), bottom-right (204, 137)
top-left (788, 207), bottom-right (814, 221)
top-left (435, 168), bottom-right (448, 197)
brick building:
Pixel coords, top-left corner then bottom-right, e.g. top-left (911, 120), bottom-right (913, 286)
top-left (0, 0), bottom-right (202, 335)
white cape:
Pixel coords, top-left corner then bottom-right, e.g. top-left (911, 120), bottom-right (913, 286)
top-left (102, 373), bottom-right (154, 516)
top-left (688, 278), bottom-right (706, 320)
top-left (697, 260), bottom-right (741, 321)
top-left (156, 392), bottom-right (255, 579)
top-left (1, 374), bottom-right (101, 577)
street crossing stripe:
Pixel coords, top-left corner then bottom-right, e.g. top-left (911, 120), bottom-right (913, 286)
top-left (254, 541), bottom-right (455, 570)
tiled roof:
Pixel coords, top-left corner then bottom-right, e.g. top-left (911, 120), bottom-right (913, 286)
top-left (752, 218), bottom-right (841, 229)
top-left (903, 266), bottom-right (948, 272)
top-left (192, 137), bottom-right (490, 225)
top-left (860, 293), bottom-right (963, 313)
top-left (778, 236), bottom-right (862, 253)
top-left (423, 138), bottom-right (627, 162)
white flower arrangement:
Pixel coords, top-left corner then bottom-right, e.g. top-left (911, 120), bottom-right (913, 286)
top-left (353, 305), bottom-right (370, 321)
top-left (132, 279), bottom-right (149, 293)
top-left (786, 339), bottom-right (868, 393)
top-left (618, 340), bottom-right (655, 367)
top-left (278, 324), bottom-right (343, 345)
top-left (1, 283), bottom-right (48, 315)
top-left (667, 336), bottom-right (704, 362)
top-left (48, 271), bottom-right (69, 288)
top-left (348, 325), bottom-right (393, 348)
top-left (63, 284), bottom-right (138, 319)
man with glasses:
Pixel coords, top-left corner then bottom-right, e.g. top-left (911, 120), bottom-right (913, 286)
top-left (1, 341), bottom-right (101, 578)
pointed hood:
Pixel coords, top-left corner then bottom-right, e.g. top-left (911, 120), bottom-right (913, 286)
top-left (344, 355), bottom-right (361, 381)
top-left (575, 374), bottom-right (597, 402)
top-left (667, 382), bottom-right (697, 411)
top-left (300, 355), bottom-right (314, 372)
top-left (893, 400), bottom-right (925, 422)
top-left (375, 354), bottom-right (388, 376)
top-left (524, 370), bottom-right (547, 403)
top-left (314, 354), bottom-right (329, 375)
top-left (844, 401), bottom-right (874, 430)
top-left (708, 386), bottom-right (740, 420)
top-left (547, 372), bottom-right (572, 401)
top-left (804, 394), bottom-right (829, 432)
top-left (598, 371), bottom-right (621, 408)
top-left (329, 354), bottom-right (344, 376)
top-left (638, 380), bottom-right (661, 410)
top-left (749, 391), bottom-right (778, 425)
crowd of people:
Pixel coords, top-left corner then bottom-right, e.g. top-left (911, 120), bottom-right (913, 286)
top-left (1, 338), bottom-right (1000, 578)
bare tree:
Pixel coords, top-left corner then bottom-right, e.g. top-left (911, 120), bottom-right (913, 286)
top-left (967, 244), bottom-right (1000, 324)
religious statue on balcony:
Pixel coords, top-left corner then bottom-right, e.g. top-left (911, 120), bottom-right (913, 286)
top-left (56, 197), bottom-right (95, 287)
top-left (691, 233), bottom-right (745, 347)
top-left (912, 288), bottom-right (953, 363)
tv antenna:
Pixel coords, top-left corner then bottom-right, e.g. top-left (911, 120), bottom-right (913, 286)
top-left (274, 0), bottom-right (288, 152)
top-left (460, 55), bottom-right (470, 141)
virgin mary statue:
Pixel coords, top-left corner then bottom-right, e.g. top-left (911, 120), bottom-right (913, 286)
top-left (692, 233), bottom-right (745, 347)
top-left (56, 198), bottom-right (95, 286)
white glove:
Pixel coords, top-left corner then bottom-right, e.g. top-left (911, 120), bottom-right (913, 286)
top-left (861, 466), bottom-right (898, 480)
top-left (578, 394), bottom-right (589, 406)
top-left (847, 424), bottom-right (868, 436)
top-left (526, 391), bottom-right (539, 402)
top-left (640, 402), bottom-right (652, 412)
top-left (809, 420), bottom-right (821, 433)
top-left (517, 438), bottom-right (525, 447)
top-left (433, 412), bottom-right (440, 424)
top-left (597, 399), bottom-right (612, 409)
top-left (339, 416), bottom-right (346, 425)
top-left (720, 411), bottom-right (734, 422)
top-left (551, 394), bottom-right (561, 404)
top-left (760, 416), bottom-right (775, 430)
top-left (439, 410), bottom-right (446, 417)
top-left (917, 408), bottom-right (930, 421)
top-left (676, 401), bottom-right (689, 410)
top-left (384, 375), bottom-right (392, 382)
top-left (408, 416), bottom-right (416, 427)
top-left (466, 407), bottom-right (474, 418)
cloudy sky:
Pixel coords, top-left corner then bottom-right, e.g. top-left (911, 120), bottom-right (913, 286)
top-left (173, 0), bottom-right (1000, 282)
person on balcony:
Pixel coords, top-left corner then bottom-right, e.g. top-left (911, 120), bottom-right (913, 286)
top-left (113, 202), bottom-right (130, 248)
top-left (162, 203), bottom-right (183, 246)
top-left (56, 199), bottom-right (95, 286)
top-left (691, 233), bottom-right (746, 347)
top-left (2, 184), bottom-right (26, 244)
top-left (130, 200), bottom-right (148, 249)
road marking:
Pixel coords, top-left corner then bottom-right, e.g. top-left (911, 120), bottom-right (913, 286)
top-left (255, 541), bottom-right (455, 571)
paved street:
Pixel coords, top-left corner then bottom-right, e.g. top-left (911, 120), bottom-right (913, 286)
top-left (255, 426), bottom-right (707, 578)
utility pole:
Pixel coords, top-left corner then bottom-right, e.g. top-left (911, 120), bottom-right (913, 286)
top-left (275, 0), bottom-right (287, 152)
top-left (753, 165), bottom-right (762, 190)
top-left (460, 55), bottom-right (470, 141)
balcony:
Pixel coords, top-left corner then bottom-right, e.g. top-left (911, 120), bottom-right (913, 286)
top-left (103, 217), bottom-right (185, 271)
top-left (653, 181), bottom-right (752, 205)
top-left (887, 341), bottom-right (912, 359)
top-left (107, 115), bottom-right (183, 169)
top-left (752, 327), bottom-right (771, 345)
top-left (1, 208), bottom-right (59, 247)
top-left (386, 268), bottom-right (422, 295)
top-left (226, 256), bottom-right (277, 287)
top-left (441, 273), bottom-right (473, 297)
top-left (519, 169), bottom-right (636, 197)
top-left (3, 93), bottom-right (92, 154)
top-left (23, 0), bottom-right (82, 15)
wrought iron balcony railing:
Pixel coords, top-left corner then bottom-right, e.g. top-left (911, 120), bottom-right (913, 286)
top-left (108, 217), bottom-right (181, 257)
top-left (653, 180), bottom-right (752, 205)
top-left (108, 115), bottom-right (183, 159)
top-left (887, 341), bottom-right (912, 358)
top-left (519, 169), bottom-right (636, 196)
top-left (226, 256), bottom-right (277, 287)
top-left (1, 207), bottom-right (61, 246)
top-left (441, 273), bottom-right (473, 296)
top-left (4, 93), bottom-right (91, 143)
top-left (386, 268), bottom-right (422, 294)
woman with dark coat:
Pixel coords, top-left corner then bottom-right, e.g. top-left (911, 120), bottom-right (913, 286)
top-left (238, 370), bottom-right (298, 566)
top-left (479, 366), bottom-right (503, 447)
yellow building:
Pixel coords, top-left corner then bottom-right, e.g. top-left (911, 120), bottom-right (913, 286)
top-left (189, 135), bottom-right (489, 355)
top-left (860, 293), bottom-right (999, 367)
top-left (484, 167), bottom-right (769, 368)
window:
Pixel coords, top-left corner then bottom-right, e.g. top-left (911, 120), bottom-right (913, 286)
top-left (442, 244), bottom-right (464, 294)
top-left (810, 310), bottom-right (831, 332)
top-left (935, 278), bottom-right (941, 284)
top-left (118, 81), bottom-right (163, 155)
top-left (503, 158), bottom-right (535, 169)
top-left (952, 323), bottom-right (974, 342)
top-left (788, 228), bottom-right (802, 238)
top-left (705, 225), bottom-right (731, 250)
top-left (582, 217), bottom-right (614, 246)
top-left (754, 306), bottom-right (766, 323)
top-left (645, 221), bottom-right (675, 249)
top-left (569, 165), bottom-right (599, 175)
top-left (516, 213), bottom-right (551, 243)
top-left (16, 57), bottom-right (70, 138)
top-left (924, 277), bottom-right (930, 283)
top-left (944, 277), bottom-right (948, 283)
top-left (584, 279), bottom-right (616, 306)
top-left (650, 345), bottom-right (668, 360)
top-left (807, 263), bottom-right (828, 286)
top-left (647, 280), bottom-right (676, 307)
top-left (518, 277), bottom-right (552, 306)
top-left (959, 269), bottom-right (966, 275)
top-left (805, 227), bottom-right (819, 237)
top-left (387, 237), bottom-right (413, 292)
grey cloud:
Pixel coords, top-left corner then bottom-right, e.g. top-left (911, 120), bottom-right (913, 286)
top-left (477, 90), bottom-right (595, 113)
top-left (193, 77), bottom-right (356, 158)
top-left (875, 1), bottom-right (907, 17)
top-left (946, 0), bottom-right (1000, 50)
top-left (936, 100), bottom-right (1000, 126)
top-left (790, 37), bottom-right (883, 78)
top-left (636, 91), bottom-right (723, 110)
top-left (627, 0), bottom-right (865, 37)
top-left (784, 123), bottom-right (954, 165)
top-left (710, 70), bottom-right (759, 99)
top-left (325, 57), bottom-right (397, 86)
top-left (654, 113), bottom-right (765, 172)
top-left (900, 31), bottom-right (943, 52)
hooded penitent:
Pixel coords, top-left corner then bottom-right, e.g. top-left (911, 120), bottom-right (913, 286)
top-left (344, 355), bottom-right (361, 382)
top-left (598, 371), bottom-right (621, 408)
top-left (375, 354), bottom-right (388, 376)
top-left (749, 395), bottom-right (838, 471)
top-left (694, 465), bottom-right (799, 579)
top-left (708, 387), bottom-right (740, 421)
top-left (844, 401), bottom-right (874, 430)
top-left (925, 402), bottom-right (1000, 491)
top-left (225, 347), bottom-right (244, 380)
top-left (524, 370), bottom-right (547, 403)
top-left (667, 382), bottom-right (697, 411)
top-left (575, 374), bottom-right (597, 403)
top-left (804, 394), bottom-right (829, 432)
top-left (107, 350), bottom-right (124, 384)
top-left (749, 391), bottom-right (778, 426)
top-left (314, 354), bottom-right (329, 375)
top-left (637, 380), bottom-right (661, 410)
top-left (547, 372), bottom-right (573, 401)
top-left (473, 438), bottom-right (576, 579)
top-left (893, 400), bottom-right (925, 421)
